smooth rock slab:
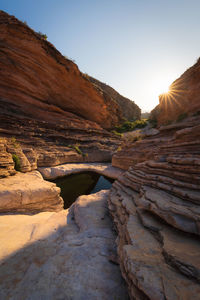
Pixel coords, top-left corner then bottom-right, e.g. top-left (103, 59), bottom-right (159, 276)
top-left (0, 190), bottom-right (129, 300)
top-left (0, 171), bottom-right (63, 213)
top-left (38, 162), bottom-right (123, 180)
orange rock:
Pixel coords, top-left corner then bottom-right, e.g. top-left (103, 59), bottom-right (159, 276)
top-left (109, 60), bottom-right (200, 299)
top-left (157, 58), bottom-right (200, 125)
top-left (0, 10), bottom-right (123, 129)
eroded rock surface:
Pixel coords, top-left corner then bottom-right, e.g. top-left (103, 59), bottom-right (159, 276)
top-left (39, 162), bottom-right (123, 180)
top-left (88, 76), bottom-right (141, 121)
top-left (157, 58), bottom-right (200, 125)
top-left (0, 191), bottom-right (129, 300)
top-left (108, 179), bottom-right (200, 299)
top-left (0, 10), bottom-right (129, 177)
top-left (0, 10), bottom-right (124, 128)
top-left (0, 138), bottom-right (16, 177)
top-left (0, 171), bottom-right (63, 213)
top-left (109, 93), bottom-right (200, 298)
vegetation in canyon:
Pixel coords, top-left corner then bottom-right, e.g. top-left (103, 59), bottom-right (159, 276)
top-left (0, 8), bottom-right (200, 300)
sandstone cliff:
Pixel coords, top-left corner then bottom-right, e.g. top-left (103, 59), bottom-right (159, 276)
top-left (0, 10), bottom-right (137, 176)
top-left (110, 62), bottom-right (200, 299)
top-left (0, 10), bottom-right (124, 128)
top-left (87, 76), bottom-right (141, 121)
top-left (156, 58), bottom-right (200, 125)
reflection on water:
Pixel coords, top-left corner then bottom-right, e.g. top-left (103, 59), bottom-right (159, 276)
top-left (53, 172), bottom-right (113, 208)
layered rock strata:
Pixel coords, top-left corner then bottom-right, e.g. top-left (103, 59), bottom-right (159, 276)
top-left (0, 191), bottom-right (129, 300)
top-left (0, 138), bottom-right (16, 177)
top-left (39, 162), bottom-right (123, 180)
top-left (0, 171), bottom-right (63, 213)
top-left (0, 131), bottom-right (120, 178)
top-left (0, 10), bottom-right (133, 177)
top-left (0, 10), bottom-right (123, 128)
top-left (112, 115), bottom-right (200, 170)
top-left (0, 162), bottom-right (123, 213)
top-left (87, 76), bottom-right (141, 121)
top-left (109, 115), bottom-right (200, 299)
top-left (157, 58), bottom-right (200, 125)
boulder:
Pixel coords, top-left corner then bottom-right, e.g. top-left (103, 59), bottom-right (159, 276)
top-left (0, 171), bottom-right (63, 212)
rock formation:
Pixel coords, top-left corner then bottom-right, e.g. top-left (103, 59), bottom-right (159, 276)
top-left (156, 58), bottom-right (200, 125)
top-left (39, 162), bottom-right (123, 180)
top-left (0, 171), bottom-right (63, 213)
top-left (0, 10), bottom-right (123, 128)
top-left (0, 10), bottom-right (141, 176)
top-left (0, 190), bottom-right (129, 300)
top-left (1, 9), bottom-right (200, 300)
top-left (87, 76), bottom-right (141, 121)
top-left (0, 162), bottom-right (122, 213)
top-left (110, 62), bottom-right (200, 298)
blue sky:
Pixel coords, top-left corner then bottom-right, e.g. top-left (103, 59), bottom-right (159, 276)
top-left (1, 0), bottom-right (200, 112)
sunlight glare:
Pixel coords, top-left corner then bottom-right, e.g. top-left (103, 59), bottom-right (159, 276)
top-left (156, 79), bottom-right (170, 96)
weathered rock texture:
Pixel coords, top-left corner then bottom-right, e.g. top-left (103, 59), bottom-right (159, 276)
top-left (110, 83), bottom-right (200, 298)
top-left (0, 133), bottom-right (121, 178)
top-left (39, 162), bottom-right (123, 180)
top-left (112, 115), bottom-right (200, 170)
top-left (0, 10), bottom-right (136, 176)
top-left (0, 10), bottom-right (124, 128)
top-left (109, 120), bottom-right (200, 298)
top-left (0, 138), bottom-right (16, 177)
top-left (156, 58), bottom-right (200, 125)
top-left (0, 191), bottom-right (129, 300)
top-left (0, 171), bottom-right (63, 213)
top-left (87, 76), bottom-right (141, 121)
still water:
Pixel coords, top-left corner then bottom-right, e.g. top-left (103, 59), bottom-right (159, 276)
top-left (52, 172), bottom-right (113, 208)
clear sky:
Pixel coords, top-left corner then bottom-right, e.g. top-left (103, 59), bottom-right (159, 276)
top-left (1, 0), bottom-right (200, 112)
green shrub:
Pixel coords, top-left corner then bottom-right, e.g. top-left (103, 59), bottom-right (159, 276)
top-left (11, 137), bottom-right (20, 148)
top-left (115, 119), bottom-right (147, 133)
top-left (176, 113), bottom-right (188, 122)
top-left (74, 145), bottom-right (82, 155)
top-left (148, 118), bottom-right (157, 128)
top-left (38, 31), bottom-right (48, 40)
top-left (111, 130), bottom-right (123, 137)
top-left (12, 154), bottom-right (21, 171)
top-left (68, 144), bottom-right (82, 155)
top-left (11, 137), bottom-right (16, 143)
top-left (116, 146), bottom-right (122, 152)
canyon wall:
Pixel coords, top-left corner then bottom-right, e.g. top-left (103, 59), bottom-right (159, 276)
top-left (111, 62), bottom-right (200, 299)
top-left (0, 10), bottom-right (123, 129)
top-left (87, 76), bottom-right (141, 121)
top-left (156, 58), bottom-right (200, 125)
top-left (0, 10), bottom-right (140, 176)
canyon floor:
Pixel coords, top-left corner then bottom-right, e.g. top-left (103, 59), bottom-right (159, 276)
top-left (0, 164), bottom-right (129, 300)
top-left (0, 190), bottom-right (129, 300)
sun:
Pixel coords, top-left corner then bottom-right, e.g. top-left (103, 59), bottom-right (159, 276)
top-left (145, 73), bottom-right (177, 111)
top-left (156, 79), bottom-right (171, 96)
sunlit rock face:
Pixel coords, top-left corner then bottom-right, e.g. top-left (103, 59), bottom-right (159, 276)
top-left (157, 58), bottom-right (200, 125)
top-left (0, 10), bottom-right (123, 128)
top-left (0, 10), bottom-right (131, 175)
top-left (0, 191), bottom-right (129, 300)
top-left (0, 171), bottom-right (63, 213)
top-left (110, 61), bottom-right (200, 298)
top-left (109, 118), bottom-right (200, 299)
top-left (88, 76), bottom-right (141, 121)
